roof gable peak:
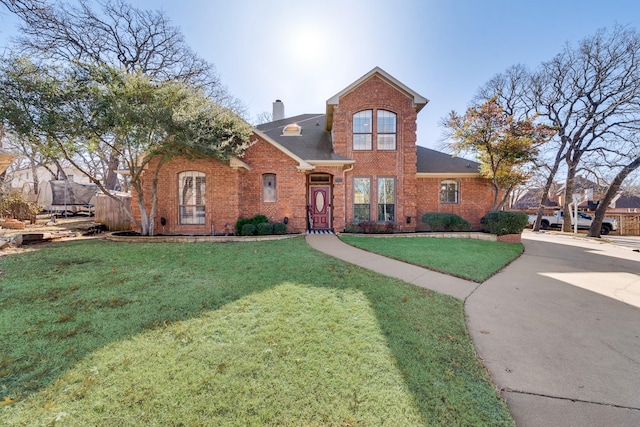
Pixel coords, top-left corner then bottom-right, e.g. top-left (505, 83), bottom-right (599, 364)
top-left (325, 67), bottom-right (429, 130)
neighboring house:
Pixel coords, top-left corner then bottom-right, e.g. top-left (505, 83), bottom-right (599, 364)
top-left (133, 67), bottom-right (495, 234)
top-left (8, 164), bottom-right (96, 213)
top-left (0, 149), bottom-right (17, 175)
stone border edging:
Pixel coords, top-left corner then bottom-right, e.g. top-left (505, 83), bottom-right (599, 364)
top-left (105, 233), bottom-right (302, 243)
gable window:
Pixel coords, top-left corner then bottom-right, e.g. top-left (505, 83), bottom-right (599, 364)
top-left (262, 173), bottom-right (276, 202)
top-left (377, 177), bottom-right (395, 221)
top-left (353, 110), bottom-right (372, 150)
top-left (353, 177), bottom-right (371, 221)
top-left (440, 180), bottom-right (459, 204)
top-left (377, 110), bottom-right (397, 150)
top-left (179, 171), bottom-right (206, 224)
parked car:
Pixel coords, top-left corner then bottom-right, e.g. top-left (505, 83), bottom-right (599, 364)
top-left (528, 210), bottom-right (618, 235)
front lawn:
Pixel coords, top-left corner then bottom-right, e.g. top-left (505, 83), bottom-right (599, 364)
top-left (339, 236), bottom-right (523, 282)
top-left (0, 238), bottom-right (513, 426)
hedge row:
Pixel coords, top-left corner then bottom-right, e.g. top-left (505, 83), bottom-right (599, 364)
top-left (235, 214), bottom-right (287, 236)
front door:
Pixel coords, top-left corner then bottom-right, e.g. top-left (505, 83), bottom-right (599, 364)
top-left (310, 186), bottom-right (330, 230)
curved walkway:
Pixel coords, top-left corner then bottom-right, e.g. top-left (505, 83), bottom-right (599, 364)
top-left (305, 232), bottom-right (640, 426)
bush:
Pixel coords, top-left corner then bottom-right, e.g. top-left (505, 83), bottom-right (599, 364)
top-left (251, 214), bottom-right (269, 225)
top-left (240, 223), bottom-right (256, 236)
top-left (481, 211), bottom-right (528, 236)
top-left (421, 213), bottom-right (471, 232)
top-left (273, 222), bottom-right (287, 235)
top-left (256, 222), bottom-right (273, 235)
top-left (235, 214), bottom-right (270, 235)
top-left (234, 217), bottom-right (252, 235)
top-left (343, 221), bottom-right (396, 234)
top-left (0, 191), bottom-right (42, 223)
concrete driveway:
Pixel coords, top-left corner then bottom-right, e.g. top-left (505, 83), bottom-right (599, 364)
top-left (466, 231), bottom-right (640, 426)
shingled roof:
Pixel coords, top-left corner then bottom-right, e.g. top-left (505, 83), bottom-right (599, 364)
top-left (416, 146), bottom-right (481, 175)
top-left (255, 114), bottom-right (352, 163)
top-left (254, 117), bottom-right (481, 175)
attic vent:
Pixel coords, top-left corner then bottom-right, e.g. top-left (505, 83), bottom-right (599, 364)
top-left (282, 123), bottom-right (301, 136)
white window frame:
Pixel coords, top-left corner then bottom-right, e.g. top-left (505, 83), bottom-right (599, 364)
top-left (377, 177), bottom-right (395, 222)
top-left (440, 179), bottom-right (459, 204)
top-left (377, 110), bottom-right (397, 150)
top-left (179, 171), bottom-right (206, 224)
top-left (353, 110), bottom-right (372, 150)
top-left (262, 173), bottom-right (276, 202)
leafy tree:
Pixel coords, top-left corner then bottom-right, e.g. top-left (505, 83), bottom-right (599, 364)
top-left (443, 98), bottom-right (554, 211)
top-left (0, 57), bottom-right (253, 235)
top-left (533, 26), bottom-right (640, 233)
top-left (1, 0), bottom-right (245, 190)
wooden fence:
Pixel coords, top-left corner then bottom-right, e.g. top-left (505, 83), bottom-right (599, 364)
top-left (606, 214), bottom-right (640, 236)
top-left (94, 193), bottom-right (132, 231)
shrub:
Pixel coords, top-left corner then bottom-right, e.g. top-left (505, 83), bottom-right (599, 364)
top-left (256, 222), bottom-right (273, 235)
top-left (344, 222), bottom-right (359, 233)
top-left (251, 214), bottom-right (269, 225)
top-left (235, 214), bottom-right (270, 235)
top-left (273, 222), bottom-right (287, 235)
top-left (234, 217), bottom-right (252, 235)
top-left (481, 211), bottom-right (528, 236)
top-left (240, 223), bottom-right (256, 236)
top-left (0, 191), bottom-right (42, 223)
top-left (421, 213), bottom-right (471, 232)
top-left (343, 221), bottom-right (396, 234)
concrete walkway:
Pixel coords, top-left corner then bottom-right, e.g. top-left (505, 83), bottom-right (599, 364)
top-left (305, 232), bottom-right (640, 426)
top-left (305, 233), bottom-right (479, 300)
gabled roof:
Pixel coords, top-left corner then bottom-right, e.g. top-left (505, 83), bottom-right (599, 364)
top-left (254, 114), bottom-right (353, 168)
top-left (325, 67), bottom-right (429, 131)
top-left (416, 146), bottom-right (481, 176)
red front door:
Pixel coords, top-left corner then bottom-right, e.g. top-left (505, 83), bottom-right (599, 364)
top-left (310, 186), bottom-right (330, 229)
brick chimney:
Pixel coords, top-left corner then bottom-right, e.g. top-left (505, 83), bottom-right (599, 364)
top-left (273, 100), bottom-right (285, 121)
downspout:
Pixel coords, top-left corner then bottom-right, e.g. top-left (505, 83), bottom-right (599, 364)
top-left (342, 163), bottom-right (355, 231)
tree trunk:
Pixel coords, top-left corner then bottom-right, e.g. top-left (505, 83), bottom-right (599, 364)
top-left (104, 151), bottom-right (120, 190)
top-left (562, 155), bottom-right (578, 232)
top-left (587, 156), bottom-right (640, 237)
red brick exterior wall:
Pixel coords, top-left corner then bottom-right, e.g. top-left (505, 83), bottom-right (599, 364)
top-left (131, 156), bottom-right (243, 235)
top-left (332, 75), bottom-right (418, 232)
top-left (415, 177), bottom-right (495, 230)
top-left (239, 135), bottom-right (308, 232)
top-left (131, 72), bottom-right (497, 235)
top-left (133, 135), bottom-right (311, 235)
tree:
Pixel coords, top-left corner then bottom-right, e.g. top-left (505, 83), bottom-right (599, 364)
top-left (1, 0), bottom-right (246, 190)
top-left (443, 98), bottom-right (554, 211)
top-left (0, 57), bottom-right (253, 235)
top-left (588, 156), bottom-right (640, 237)
top-left (534, 26), bottom-right (640, 232)
top-left (475, 65), bottom-right (568, 230)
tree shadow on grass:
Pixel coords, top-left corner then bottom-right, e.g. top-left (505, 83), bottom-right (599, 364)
top-left (0, 238), bottom-right (513, 425)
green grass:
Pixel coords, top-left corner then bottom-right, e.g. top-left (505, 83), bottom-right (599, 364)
top-left (340, 236), bottom-right (523, 282)
top-left (0, 238), bottom-right (514, 426)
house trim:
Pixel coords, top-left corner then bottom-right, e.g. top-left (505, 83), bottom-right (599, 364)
top-left (229, 157), bottom-right (251, 170)
top-left (307, 159), bottom-right (356, 167)
top-left (325, 66), bottom-right (429, 131)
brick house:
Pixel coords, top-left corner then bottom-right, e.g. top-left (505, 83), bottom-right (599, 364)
top-left (134, 67), bottom-right (494, 234)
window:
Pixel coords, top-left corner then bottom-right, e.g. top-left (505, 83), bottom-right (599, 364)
top-left (440, 180), bottom-right (459, 204)
top-left (377, 110), bottom-right (396, 150)
top-left (353, 177), bottom-right (371, 222)
top-left (262, 173), bottom-right (276, 202)
top-left (179, 171), bottom-right (206, 224)
top-left (377, 177), bottom-right (395, 221)
top-left (353, 110), bottom-right (372, 150)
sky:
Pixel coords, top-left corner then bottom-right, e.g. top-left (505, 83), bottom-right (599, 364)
top-left (2, 0), bottom-right (640, 150)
